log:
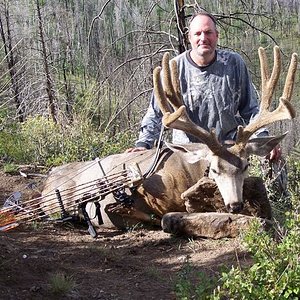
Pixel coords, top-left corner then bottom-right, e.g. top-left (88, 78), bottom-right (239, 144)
top-left (161, 212), bottom-right (268, 239)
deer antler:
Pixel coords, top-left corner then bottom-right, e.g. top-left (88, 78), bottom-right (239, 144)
top-left (153, 52), bottom-right (222, 153)
top-left (234, 46), bottom-right (298, 149)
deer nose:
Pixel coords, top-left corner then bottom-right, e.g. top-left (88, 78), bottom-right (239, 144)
top-left (226, 202), bottom-right (244, 213)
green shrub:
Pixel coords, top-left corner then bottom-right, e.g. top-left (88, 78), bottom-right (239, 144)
top-left (174, 262), bottom-right (217, 300)
top-left (0, 115), bottom-right (136, 166)
top-left (3, 163), bottom-right (19, 174)
top-left (0, 130), bottom-right (26, 162)
top-left (213, 213), bottom-right (300, 300)
top-left (286, 157), bottom-right (300, 196)
top-left (20, 116), bottom-right (63, 164)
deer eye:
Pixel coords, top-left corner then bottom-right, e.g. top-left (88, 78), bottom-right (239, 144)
top-left (210, 168), bottom-right (219, 175)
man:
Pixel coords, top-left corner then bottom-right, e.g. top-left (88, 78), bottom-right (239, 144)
top-left (127, 11), bottom-right (281, 160)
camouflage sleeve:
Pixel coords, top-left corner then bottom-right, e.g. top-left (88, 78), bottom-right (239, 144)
top-left (135, 92), bottom-right (163, 149)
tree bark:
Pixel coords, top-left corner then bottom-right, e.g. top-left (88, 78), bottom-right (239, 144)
top-left (174, 0), bottom-right (189, 53)
top-left (36, 0), bottom-right (57, 124)
top-left (0, 4), bottom-right (25, 122)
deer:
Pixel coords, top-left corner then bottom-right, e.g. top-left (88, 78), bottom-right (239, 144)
top-left (1, 46), bottom-right (297, 238)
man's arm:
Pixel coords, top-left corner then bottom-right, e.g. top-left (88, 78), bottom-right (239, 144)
top-left (126, 92), bottom-right (163, 152)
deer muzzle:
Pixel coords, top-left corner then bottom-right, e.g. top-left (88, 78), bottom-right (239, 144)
top-left (226, 201), bottom-right (244, 213)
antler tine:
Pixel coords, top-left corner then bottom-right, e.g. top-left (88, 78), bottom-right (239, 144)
top-left (153, 65), bottom-right (171, 115)
top-left (153, 52), bottom-right (222, 152)
top-left (235, 46), bottom-right (298, 148)
top-left (162, 52), bottom-right (183, 109)
top-left (259, 46), bottom-right (281, 111)
top-left (282, 52), bottom-right (298, 101)
top-left (153, 53), bottom-right (191, 127)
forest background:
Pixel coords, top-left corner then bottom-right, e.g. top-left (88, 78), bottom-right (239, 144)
top-left (0, 0), bottom-right (299, 166)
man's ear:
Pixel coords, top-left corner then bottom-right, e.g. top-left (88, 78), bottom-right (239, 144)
top-left (245, 132), bottom-right (288, 157)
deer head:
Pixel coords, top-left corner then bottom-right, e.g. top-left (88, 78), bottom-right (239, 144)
top-left (153, 46), bottom-right (297, 213)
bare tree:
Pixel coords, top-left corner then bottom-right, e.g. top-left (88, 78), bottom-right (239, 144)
top-left (36, 0), bottom-right (57, 124)
top-left (0, 1), bottom-right (25, 122)
top-left (174, 0), bottom-right (189, 53)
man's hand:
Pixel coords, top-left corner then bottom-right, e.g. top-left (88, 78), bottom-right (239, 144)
top-left (268, 145), bottom-right (282, 161)
top-left (125, 147), bottom-right (147, 153)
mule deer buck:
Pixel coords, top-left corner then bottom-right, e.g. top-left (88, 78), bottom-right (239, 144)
top-left (2, 46), bottom-right (296, 238)
top-left (154, 46), bottom-right (297, 208)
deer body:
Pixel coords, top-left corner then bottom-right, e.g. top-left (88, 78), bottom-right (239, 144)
top-left (41, 145), bottom-right (210, 228)
top-left (41, 138), bottom-right (278, 229)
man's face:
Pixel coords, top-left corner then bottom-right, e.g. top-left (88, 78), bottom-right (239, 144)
top-left (188, 15), bottom-right (218, 58)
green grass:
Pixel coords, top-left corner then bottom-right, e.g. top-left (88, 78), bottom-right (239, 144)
top-left (49, 272), bottom-right (76, 296)
top-left (174, 262), bottom-right (217, 300)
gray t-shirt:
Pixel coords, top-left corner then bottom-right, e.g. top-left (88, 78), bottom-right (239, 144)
top-left (136, 49), bottom-right (266, 149)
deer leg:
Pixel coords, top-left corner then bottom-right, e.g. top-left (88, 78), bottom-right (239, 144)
top-left (162, 212), bottom-right (261, 239)
top-left (105, 203), bottom-right (161, 227)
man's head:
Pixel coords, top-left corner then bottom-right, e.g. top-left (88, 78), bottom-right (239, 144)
top-left (188, 12), bottom-right (219, 65)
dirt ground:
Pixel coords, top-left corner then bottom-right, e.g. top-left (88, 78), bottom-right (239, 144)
top-left (0, 170), bottom-right (250, 300)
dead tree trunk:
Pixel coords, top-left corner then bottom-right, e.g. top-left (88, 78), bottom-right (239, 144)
top-left (0, 4), bottom-right (25, 122)
top-left (36, 0), bottom-right (57, 124)
top-left (174, 0), bottom-right (189, 53)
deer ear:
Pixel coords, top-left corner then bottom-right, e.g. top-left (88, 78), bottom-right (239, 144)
top-left (245, 132), bottom-right (288, 156)
top-left (165, 142), bottom-right (212, 163)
